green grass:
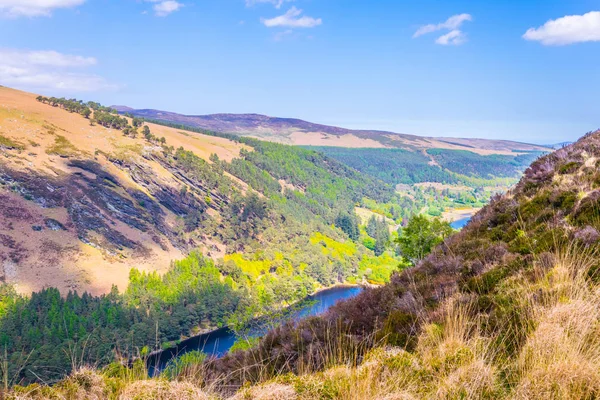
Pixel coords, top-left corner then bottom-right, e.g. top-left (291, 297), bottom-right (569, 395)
top-left (0, 134), bottom-right (25, 150)
top-left (46, 135), bottom-right (80, 158)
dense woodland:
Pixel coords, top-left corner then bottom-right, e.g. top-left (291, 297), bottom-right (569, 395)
top-left (311, 146), bottom-right (543, 186)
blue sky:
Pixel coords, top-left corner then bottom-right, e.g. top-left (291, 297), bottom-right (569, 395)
top-left (1, 0), bottom-right (599, 143)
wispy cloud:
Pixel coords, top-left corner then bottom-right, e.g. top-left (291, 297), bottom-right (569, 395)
top-left (523, 11), bottom-right (600, 45)
top-left (0, 48), bottom-right (117, 92)
top-left (145, 0), bottom-right (183, 17)
top-left (261, 6), bottom-right (322, 28)
top-left (0, 50), bottom-right (97, 68)
top-left (435, 29), bottom-right (467, 46)
top-left (0, 0), bottom-right (85, 17)
top-left (413, 13), bottom-right (472, 45)
top-left (246, 0), bottom-right (293, 9)
top-left (273, 29), bottom-right (294, 41)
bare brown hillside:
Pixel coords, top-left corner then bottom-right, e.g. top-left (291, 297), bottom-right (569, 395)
top-left (0, 87), bottom-right (247, 295)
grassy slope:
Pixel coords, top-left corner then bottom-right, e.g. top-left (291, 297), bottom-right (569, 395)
top-left (0, 88), bottom-right (403, 297)
top-left (9, 130), bottom-right (600, 398)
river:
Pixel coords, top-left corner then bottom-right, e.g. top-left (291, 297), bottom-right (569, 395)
top-left (148, 285), bottom-right (363, 375)
top-left (450, 216), bottom-right (471, 229)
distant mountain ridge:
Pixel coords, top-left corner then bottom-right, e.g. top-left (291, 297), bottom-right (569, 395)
top-left (112, 106), bottom-right (551, 155)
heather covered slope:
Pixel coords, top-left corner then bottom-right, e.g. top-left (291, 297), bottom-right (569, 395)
top-left (0, 87), bottom-right (245, 294)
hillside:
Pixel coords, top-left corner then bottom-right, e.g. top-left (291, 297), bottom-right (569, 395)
top-left (1, 88), bottom-right (412, 295)
top-left (0, 87), bottom-right (250, 295)
top-left (114, 107), bottom-right (550, 155)
top-left (197, 128), bottom-right (600, 398)
top-left (119, 108), bottom-right (550, 218)
top-left (3, 111), bottom-right (598, 398)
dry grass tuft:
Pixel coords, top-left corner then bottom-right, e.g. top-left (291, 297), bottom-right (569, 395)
top-left (119, 379), bottom-right (210, 400)
top-left (232, 383), bottom-right (297, 400)
top-left (508, 246), bottom-right (600, 399)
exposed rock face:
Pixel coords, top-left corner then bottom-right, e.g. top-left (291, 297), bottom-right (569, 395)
top-left (44, 218), bottom-right (66, 231)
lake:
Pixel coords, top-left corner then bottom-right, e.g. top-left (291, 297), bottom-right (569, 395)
top-left (147, 285), bottom-right (363, 375)
top-left (451, 216), bottom-right (471, 229)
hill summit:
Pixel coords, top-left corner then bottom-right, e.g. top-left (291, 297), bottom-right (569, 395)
top-left (116, 107), bottom-right (550, 153)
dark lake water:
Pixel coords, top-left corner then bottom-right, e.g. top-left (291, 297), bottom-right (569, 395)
top-left (148, 285), bottom-right (363, 375)
top-left (451, 216), bottom-right (471, 229)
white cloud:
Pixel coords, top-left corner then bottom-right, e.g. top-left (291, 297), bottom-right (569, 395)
top-left (142, 0), bottom-right (182, 17)
top-left (0, 0), bottom-right (85, 17)
top-left (435, 29), bottom-right (467, 45)
top-left (413, 13), bottom-right (472, 38)
top-left (523, 11), bottom-right (600, 45)
top-left (413, 13), bottom-right (472, 46)
top-left (0, 49), bottom-right (116, 92)
top-left (261, 6), bottom-right (321, 28)
top-left (246, 0), bottom-right (293, 9)
top-left (152, 0), bottom-right (182, 17)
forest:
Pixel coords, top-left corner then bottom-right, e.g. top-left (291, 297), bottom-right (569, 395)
top-left (310, 146), bottom-right (544, 186)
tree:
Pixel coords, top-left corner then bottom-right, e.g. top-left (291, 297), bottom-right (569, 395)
top-left (142, 126), bottom-right (152, 140)
top-left (396, 214), bottom-right (453, 264)
top-left (366, 215), bottom-right (390, 256)
top-left (335, 212), bottom-right (359, 241)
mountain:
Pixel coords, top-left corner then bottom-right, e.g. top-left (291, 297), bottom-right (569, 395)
top-left (114, 107), bottom-right (550, 155)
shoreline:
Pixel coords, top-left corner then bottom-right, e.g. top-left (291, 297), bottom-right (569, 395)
top-left (146, 282), bottom-right (371, 359)
top-left (441, 207), bottom-right (481, 223)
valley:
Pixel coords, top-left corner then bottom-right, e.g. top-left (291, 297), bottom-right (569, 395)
top-left (0, 86), bottom-right (557, 393)
top-left (2, 2), bottom-right (597, 398)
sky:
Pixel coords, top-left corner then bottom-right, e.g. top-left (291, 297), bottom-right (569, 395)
top-left (1, 0), bottom-right (599, 144)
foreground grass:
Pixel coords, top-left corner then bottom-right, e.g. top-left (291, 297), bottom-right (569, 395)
top-left (6, 244), bottom-right (600, 399)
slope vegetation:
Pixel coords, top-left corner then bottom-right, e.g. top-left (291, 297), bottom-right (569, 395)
top-left (1, 88), bottom-right (413, 296)
top-left (0, 87), bottom-right (418, 385)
